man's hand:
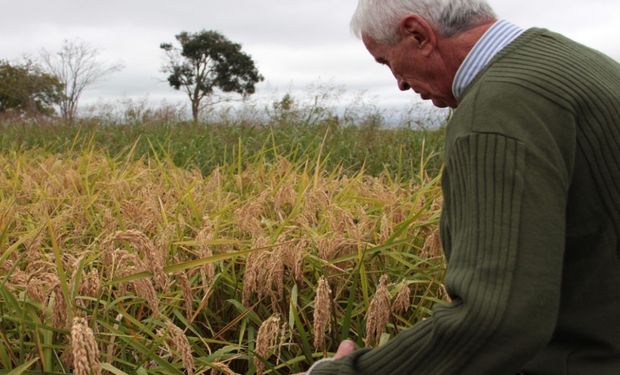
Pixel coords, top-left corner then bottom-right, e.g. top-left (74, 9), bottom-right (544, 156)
top-left (332, 339), bottom-right (357, 359)
top-left (293, 340), bottom-right (358, 374)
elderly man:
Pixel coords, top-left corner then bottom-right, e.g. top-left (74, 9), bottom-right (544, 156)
top-left (302, 0), bottom-right (620, 374)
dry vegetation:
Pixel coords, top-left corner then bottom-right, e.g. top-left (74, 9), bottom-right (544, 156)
top-left (0, 133), bottom-right (446, 373)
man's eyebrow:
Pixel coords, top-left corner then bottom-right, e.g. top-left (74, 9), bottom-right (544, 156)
top-left (375, 57), bottom-right (387, 64)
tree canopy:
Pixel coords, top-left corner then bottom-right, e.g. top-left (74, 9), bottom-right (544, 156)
top-left (0, 60), bottom-right (63, 116)
top-left (161, 30), bottom-right (264, 122)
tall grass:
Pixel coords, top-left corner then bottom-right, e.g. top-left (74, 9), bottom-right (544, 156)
top-left (0, 118), bottom-right (444, 181)
top-left (0, 117), bottom-right (447, 374)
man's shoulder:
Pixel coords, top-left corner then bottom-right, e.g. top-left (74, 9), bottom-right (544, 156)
top-left (445, 79), bottom-right (576, 179)
top-left (478, 27), bottom-right (619, 110)
top-left (448, 79), bottom-right (573, 140)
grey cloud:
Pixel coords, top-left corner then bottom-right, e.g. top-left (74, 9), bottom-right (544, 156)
top-left (0, 0), bottom-right (618, 114)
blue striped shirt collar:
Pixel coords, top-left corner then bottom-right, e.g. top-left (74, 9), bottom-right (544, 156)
top-left (452, 20), bottom-right (525, 100)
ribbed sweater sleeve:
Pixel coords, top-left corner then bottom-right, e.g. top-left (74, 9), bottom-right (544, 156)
top-left (310, 84), bottom-right (572, 374)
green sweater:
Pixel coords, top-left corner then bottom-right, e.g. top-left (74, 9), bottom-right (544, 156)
top-left (311, 28), bottom-right (620, 374)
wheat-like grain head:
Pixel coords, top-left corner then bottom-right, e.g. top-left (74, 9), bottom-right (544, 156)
top-left (71, 317), bottom-right (101, 375)
top-left (391, 280), bottom-right (411, 315)
top-left (132, 278), bottom-right (161, 317)
top-left (164, 319), bottom-right (195, 375)
top-left (176, 270), bottom-right (194, 320)
top-left (254, 314), bottom-right (282, 375)
top-left (313, 276), bottom-right (332, 350)
top-left (364, 274), bottom-right (391, 347)
top-left (113, 230), bottom-right (168, 289)
top-left (196, 220), bottom-right (215, 286)
top-left (51, 284), bottom-right (68, 329)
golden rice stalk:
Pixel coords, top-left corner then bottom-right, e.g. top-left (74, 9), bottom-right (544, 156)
top-left (97, 204), bottom-right (116, 232)
top-left (100, 235), bottom-right (118, 275)
top-left (113, 230), bottom-right (167, 290)
top-left (266, 250), bottom-right (285, 310)
top-left (273, 182), bottom-right (296, 218)
top-left (328, 206), bottom-right (356, 236)
top-left (313, 277), bottom-right (332, 350)
top-left (205, 166), bottom-right (222, 193)
top-left (274, 158), bottom-right (293, 177)
top-left (242, 256), bottom-right (259, 306)
top-left (277, 319), bottom-right (290, 363)
top-left (102, 240), bottom-right (133, 282)
top-left (71, 317), bottom-right (101, 375)
top-left (378, 213), bottom-right (392, 243)
top-left (302, 188), bottom-right (330, 223)
top-left (196, 219), bottom-right (215, 286)
top-left (349, 207), bottom-right (373, 243)
top-left (60, 343), bottom-right (74, 371)
top-left (156, 223), bottom-right (177, 248)
top-left (391, 280), bottom-right (411, 315)
top-left (176, 271), bottom-right (194, 320)
top-left (7, 268), bottom-right (28, 291)
top-left (0, 202), bottom-right (14, 236)
top-left (51, 284), bottom-right (68, 329)
top-left (316, 235), bottom-right (336, 261)
top-left (386, 202), bottom-right (407, 224)
top-left (24, 251), bottom-right (55, 277)
top-left (244, 239), bottom-right (291, 310)
top-left (132, 278), bottom-right (161, 317)
top-left (105, 314), bottom-right (123, 365)
top-left (254, 314), bottom-right (282, 375)
top-left (283, 238), bottom-right (307, 282)
top-left (209, 361), bottom-right (238, 375)
top-left (0, 258), bottom-right (14, 275)
top-left (26, 273), bottom-right (58, 304)
top-left (119, 199), bottom-right (156, 232)
top-left (316, 234), bottom-right (355, 261)
top-left (78, 268), bottom-right (101, 298)
top-left (364, 275), bottom-right (391, 347)
top-left (421, 227), bottom-right (442, 260)
top-left (235, 201), bottom-right (265, 237)
top-left (242, 238), bottom-right (270, 306)
top-left (112, 252), bottom-right (141, 296)
top-left (26, 278), bottom-right (50, 304)
top-left (242, 251), bottom-right (261, 306)
top-left (162, 319), bottom-right (194, 375)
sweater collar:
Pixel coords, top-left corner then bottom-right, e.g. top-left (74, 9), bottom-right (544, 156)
top-left (452, 20), bottom-right (525, 100)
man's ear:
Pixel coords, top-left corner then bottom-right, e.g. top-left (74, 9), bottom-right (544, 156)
top-left (398, 15), bottom-right (437, 55)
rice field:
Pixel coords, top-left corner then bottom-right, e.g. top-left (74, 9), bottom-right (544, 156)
top-left (0, 120), bottom-right (447, 374)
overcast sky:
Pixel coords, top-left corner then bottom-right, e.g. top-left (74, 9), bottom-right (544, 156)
top-left (1, 0), bottom-right (619, 116)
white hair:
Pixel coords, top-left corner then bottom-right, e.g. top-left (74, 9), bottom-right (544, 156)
top-left (351, 0), bottom-right (497, 43)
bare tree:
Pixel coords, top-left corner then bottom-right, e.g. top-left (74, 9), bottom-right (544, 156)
top-left (40, 39), bottom-right (123, 121)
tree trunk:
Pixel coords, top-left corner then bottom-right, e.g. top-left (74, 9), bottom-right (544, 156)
top-left (191, 100), bottom-right (199, 123)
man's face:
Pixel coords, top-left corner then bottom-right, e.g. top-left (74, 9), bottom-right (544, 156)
top-left (362, 33), bottom-right (456, 108)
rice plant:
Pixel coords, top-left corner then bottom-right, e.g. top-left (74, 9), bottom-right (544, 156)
top-left (0, 124), bottom-right (446, 374)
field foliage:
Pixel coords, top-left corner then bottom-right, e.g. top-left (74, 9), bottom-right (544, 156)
top-left (0, 117), bottom-right (446, 374)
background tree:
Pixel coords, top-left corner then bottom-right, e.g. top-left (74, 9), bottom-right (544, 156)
top-left (40, 39), bottom-right (123, 122)
top-left (0, 59), bottom-right (63, 116)
top-left (160, 30), bottom-right (264, 122)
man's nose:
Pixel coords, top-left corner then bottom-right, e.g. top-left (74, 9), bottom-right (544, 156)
top-left (398, 79), bottom-right (411, 91)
